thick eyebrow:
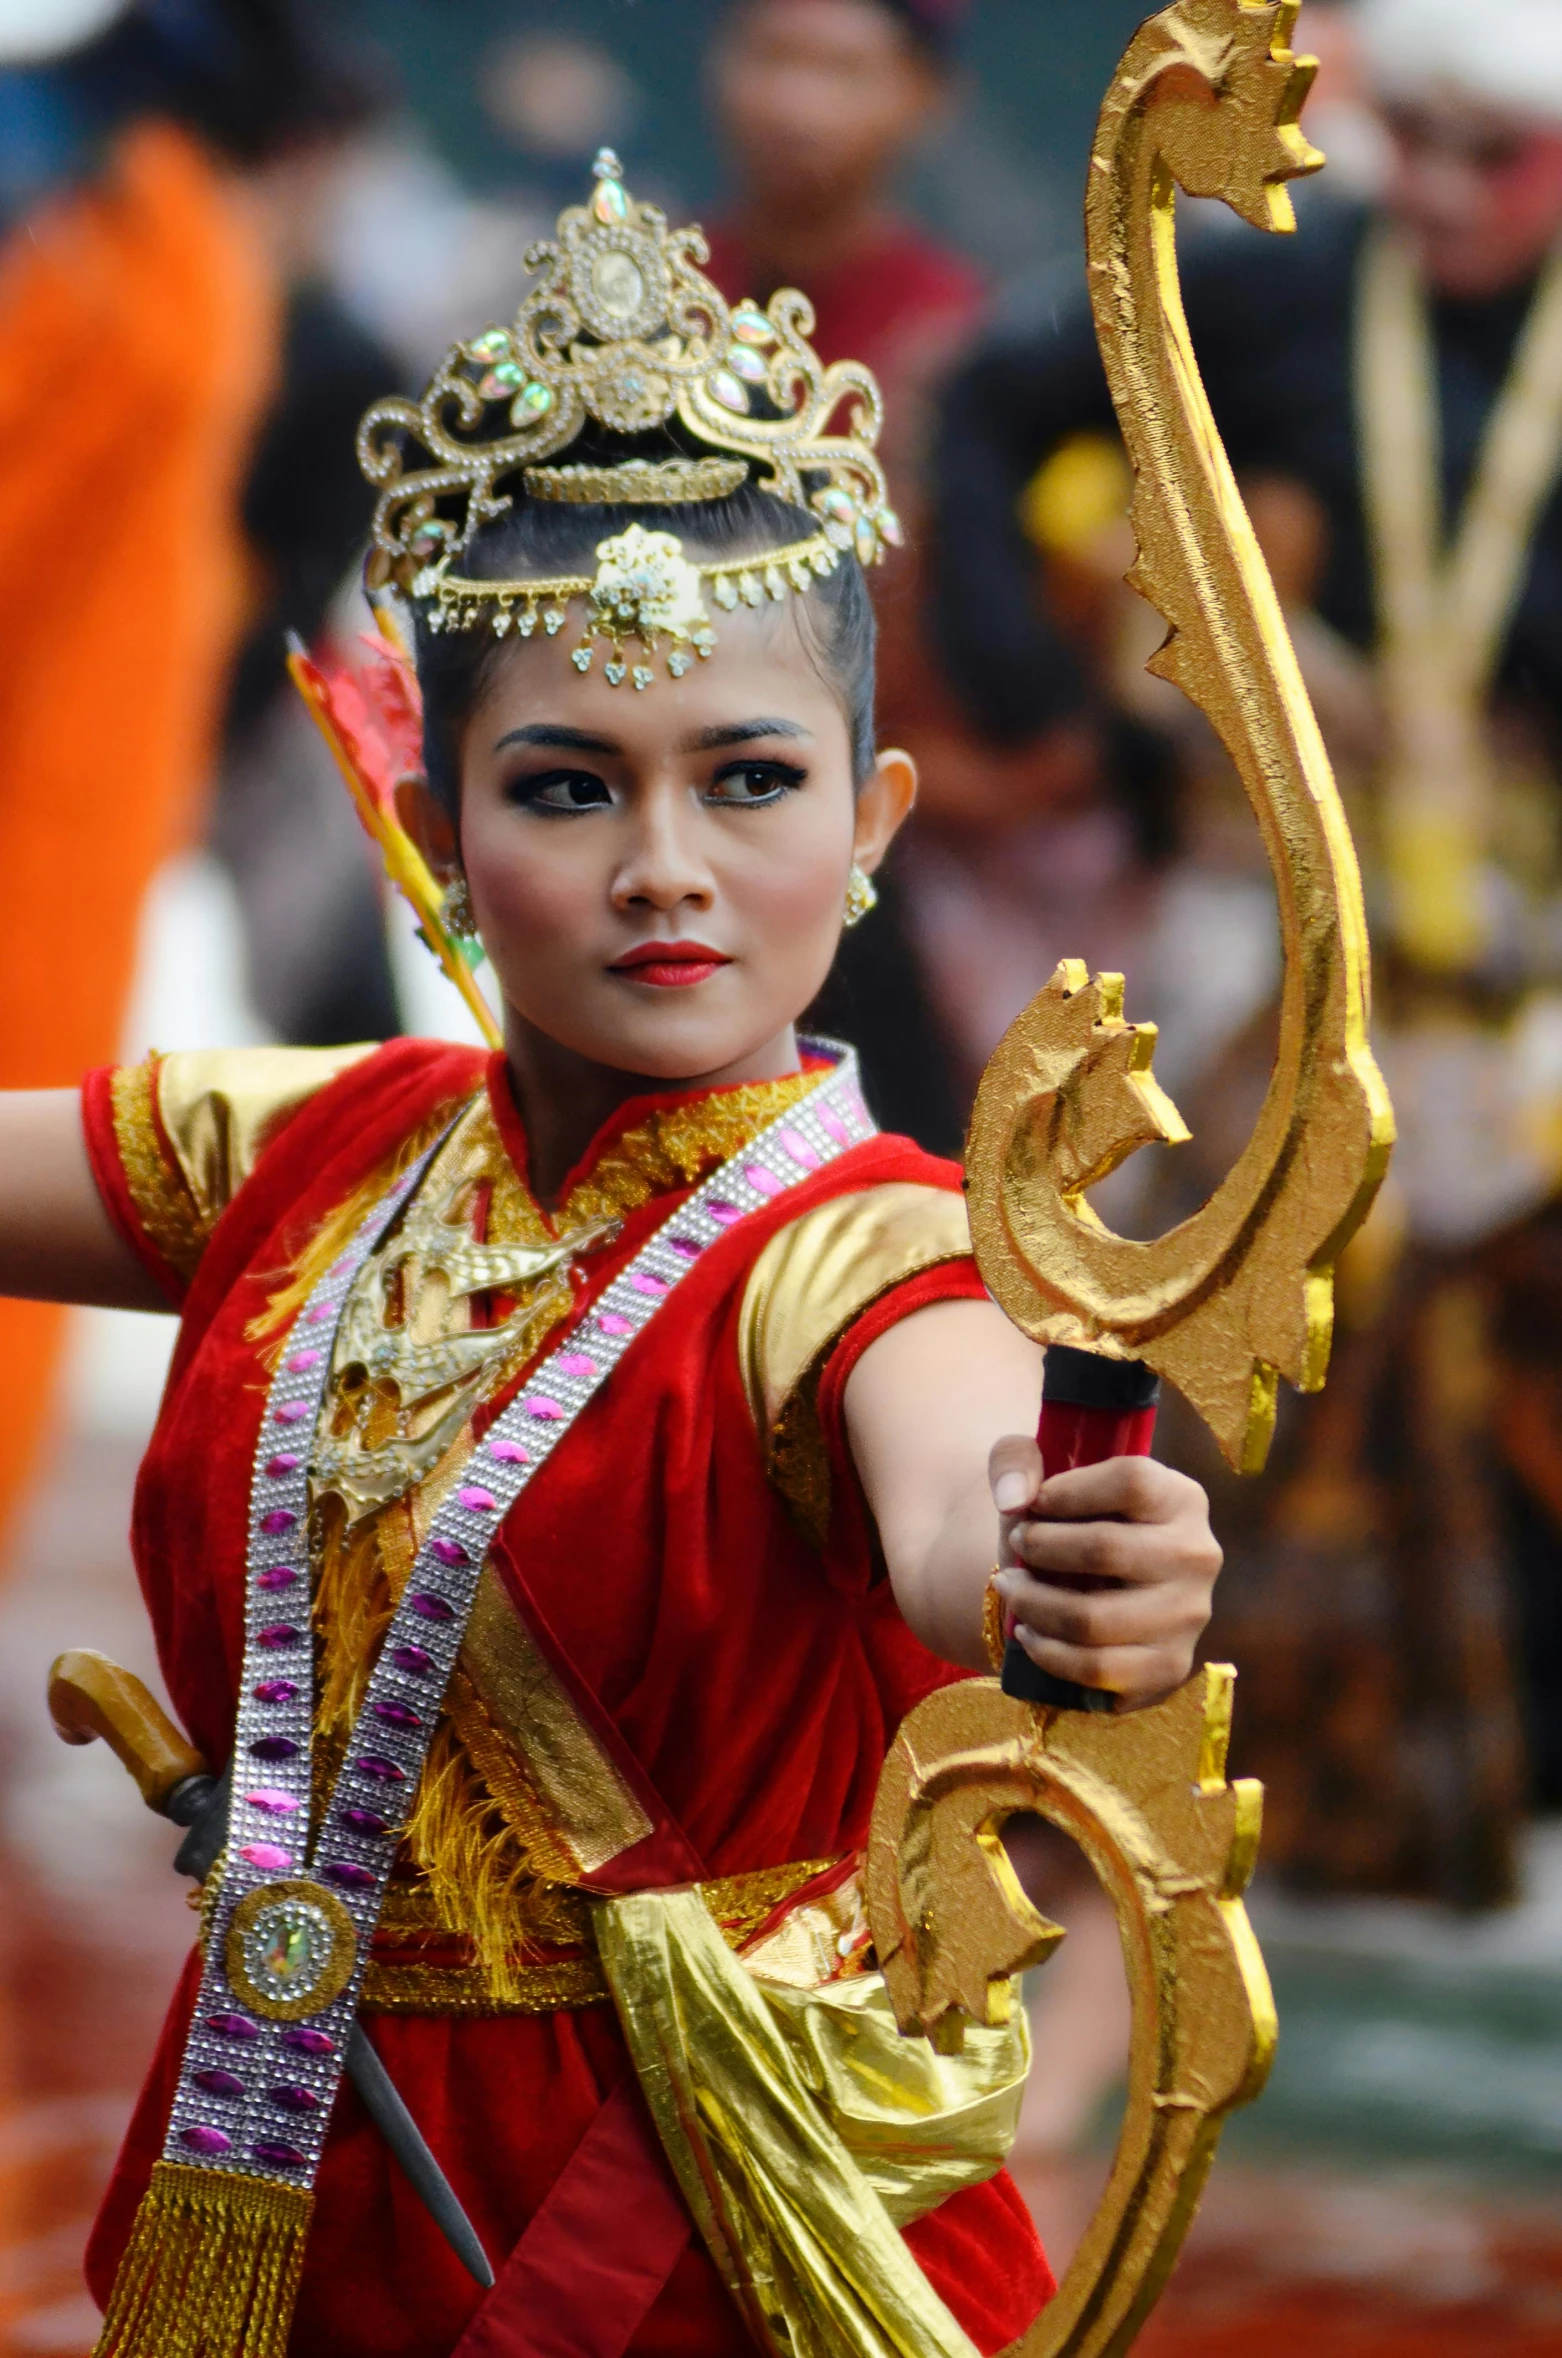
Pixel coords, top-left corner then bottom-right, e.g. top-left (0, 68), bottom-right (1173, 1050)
top-left (493, 723), bottom-right (622, 755)
top-left (680, 719), bottom-right (813, 753)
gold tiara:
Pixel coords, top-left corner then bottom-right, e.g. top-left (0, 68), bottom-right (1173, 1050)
top-left (523, 456), bottom-right (749, 505)
top-left (356, 150), bottom-right (899, 597)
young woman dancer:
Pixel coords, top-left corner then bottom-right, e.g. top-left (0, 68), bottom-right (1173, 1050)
top-left (0, 157), bottom-right (1220, 2358)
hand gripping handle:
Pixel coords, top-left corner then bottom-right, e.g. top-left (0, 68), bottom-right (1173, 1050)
top-left (1000, 1344), bottom-right (1160, 1714)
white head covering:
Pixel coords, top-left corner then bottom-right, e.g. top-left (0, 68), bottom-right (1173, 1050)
top-left (0, 0), bottom-right (130, 63)
top-left (1359, 0), bottom-right (1562, 126)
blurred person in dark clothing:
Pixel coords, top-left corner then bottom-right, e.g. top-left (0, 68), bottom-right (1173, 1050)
top-left (706, 0), bottom-right (1114, 1151)
top-left (704, 0), bottom-right (980, 465)
top-left (927, 0), bottom-right (1562, 1900)
top-left (207, 57), bottom-right (406, 1050)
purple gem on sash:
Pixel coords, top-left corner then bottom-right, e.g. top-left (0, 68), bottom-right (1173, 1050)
top-left (596, 1313), bottom-right (633, 1337)
top-left (708, 1200), bottom-right (741, 1226)
top-left (355, 1755), bottom-right (406, 1782)
top-left (429, 1538), bottom-right (468, 1568)
top-left (410, 1592), bottom-right (454, 1623)
top-left (181, 2125), bottom-right (232, 2156)
top-left (778, 1126), bottom-right (821, 1171)
top-left (253, 1680), bottom-right (299, 1706)
top-left (257, 1567), bottom-right (298, 1591)
top-left (488, 1438), bottom-right (529, 1465)
top-left (669, 1236), bottom-right (703, 1260)
top-left (239, 1842), bottom-right (293, 1873)
top-left (259, 1510), bottom-right (297, 1537)
top-left (391, 1645), bottom-right (433, 1678)
top-left (257, 1624), bottom-right (302, 1649)
top-left (250, 1736), bottom-right (299, 1761)
top-left (340, 1805), bottom-right (390, 1837)
top-left (194, 2069), bottom-right (245, 2100)
top-left (274, 1400), bottom-right (310, 1425)
top-left (253, 2139), bottom-right (306, 2170)
top-left (267, 2083), bottom-right (321, 2114)
top-left (745, 1163), bottom-right (784, 1199)
top-left (631, 1274), bottom-right (668, 1298)
top-left (324, 1861), bottom-right (375, 1891)
top-left (285, 1350), bottom-right (322, 1375)
top-left (246, 1789), bottom-right (300, 1816)
top-left (373, 1699), bottom-right (421, 1729)
top-left (282, 2027), bottom-right (335, 2057)
top-left (457, 1484), bottom-right (497, 1513)
top-left (554, 1355), bottom-right (595, 1380)
top-left (265, 1454), bottom-right (302, 1478)
top-left (207, 2012), bottom-right (260, 2041)
top-left (305, 1301), bottom-right (335, 1324)
top-left (525, 1396), bottom-right (563, 1420)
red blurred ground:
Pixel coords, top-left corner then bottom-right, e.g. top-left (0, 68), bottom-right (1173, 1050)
top-left (3, 1393), bottom-right (1562, 2355)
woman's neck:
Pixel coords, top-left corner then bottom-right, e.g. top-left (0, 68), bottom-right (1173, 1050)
top-left (503, 1016), bottom-right (804, 1207)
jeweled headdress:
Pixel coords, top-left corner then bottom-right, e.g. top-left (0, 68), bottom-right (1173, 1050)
top-left (356, 151), bottom-right (900, 689)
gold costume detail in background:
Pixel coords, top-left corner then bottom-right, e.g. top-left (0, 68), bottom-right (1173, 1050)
top-left (964, 0), bottom-right (1393, 1472)
top-left (1360, 227), bottom-right (1562, 974)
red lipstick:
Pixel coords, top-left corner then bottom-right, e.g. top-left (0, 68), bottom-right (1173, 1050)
top-left (608, 940), bottom-right (732, 990)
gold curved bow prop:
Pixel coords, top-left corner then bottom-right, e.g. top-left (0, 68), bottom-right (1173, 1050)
top-left (869, 6), bottom-right (1394, 2350)
top-left (966, 0), bottom-right (1394, 1476)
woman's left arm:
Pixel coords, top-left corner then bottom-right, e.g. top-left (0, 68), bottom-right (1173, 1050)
top-left (844, 1295), bottom-right (1222, 1709)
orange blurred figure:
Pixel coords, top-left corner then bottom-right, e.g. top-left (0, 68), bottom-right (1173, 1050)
top-left (0, 114), bottom-right (275, 1546)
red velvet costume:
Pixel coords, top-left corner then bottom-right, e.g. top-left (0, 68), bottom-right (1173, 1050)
top-left (79, 1039), bottom-right (1052, 2357)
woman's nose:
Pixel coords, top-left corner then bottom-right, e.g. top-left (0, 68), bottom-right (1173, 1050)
top-left (611, 793), bottom-right (715, 913)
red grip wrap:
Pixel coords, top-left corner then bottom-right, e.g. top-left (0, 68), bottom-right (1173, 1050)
top-left (1036, 1396), bottom-right (1158, 1474)
top-left (1000, 1347), bottom-right (1161, 1713)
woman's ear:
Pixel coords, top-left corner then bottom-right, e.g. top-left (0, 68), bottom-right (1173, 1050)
top-left (852, 747), bottom-right (918, 876)
top-left (395, 777), bottom-right (460, 881)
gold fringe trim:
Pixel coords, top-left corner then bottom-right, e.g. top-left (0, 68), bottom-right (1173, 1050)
top-left (93, 2161), bottom-right (312, 2358)
top-left (110, 1061), bottom-right (207, 1284)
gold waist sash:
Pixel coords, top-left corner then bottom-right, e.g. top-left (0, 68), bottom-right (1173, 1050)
top-left (359, 1854), bottom-right (838, 2015)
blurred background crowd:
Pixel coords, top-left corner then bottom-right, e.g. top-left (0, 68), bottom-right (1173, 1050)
top-left (2, 0), bottom-right (1562, 2350)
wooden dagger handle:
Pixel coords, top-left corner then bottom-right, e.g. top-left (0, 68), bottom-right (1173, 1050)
top-left (48, 1648), bottom-right (209, 1813)
top-left (1001, 1346), bottom-right (1160, 1714)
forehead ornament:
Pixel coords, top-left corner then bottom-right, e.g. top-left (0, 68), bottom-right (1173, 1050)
top-left (357, 150), bottom-right (898, 686)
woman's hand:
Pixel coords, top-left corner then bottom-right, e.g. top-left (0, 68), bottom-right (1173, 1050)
top-left (845, 1296), bottom-right (1221, 1701)
top-left (990, 1439), bottom-right (1221, 1711)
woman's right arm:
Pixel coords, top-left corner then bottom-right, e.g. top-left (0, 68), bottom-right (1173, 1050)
top-left (0, 1091), bottom-right (168, 1311)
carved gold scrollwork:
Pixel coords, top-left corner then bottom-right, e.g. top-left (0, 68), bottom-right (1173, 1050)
top-left (873, 6), bottom-right (1398, 2348)
top-left (965, 0), bottom-right (1395, 1474)
top-left (867, 1671), bottom-right (1275, 2358)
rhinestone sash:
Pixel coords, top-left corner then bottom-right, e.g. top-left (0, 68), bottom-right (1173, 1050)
top-left (161, 1046), bottom-right (876, 2194)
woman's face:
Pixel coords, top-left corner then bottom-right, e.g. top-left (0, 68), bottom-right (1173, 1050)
top-left (419, 598), bottom-right (913, 1085)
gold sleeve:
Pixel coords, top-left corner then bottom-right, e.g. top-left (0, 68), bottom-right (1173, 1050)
top-left (112, 1044), bottom-right (379, 1284)
top-left (738, 1182), bottom-right (975, 1538)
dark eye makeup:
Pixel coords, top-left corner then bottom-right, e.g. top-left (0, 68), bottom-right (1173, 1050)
top-left (502, 755), bottom-right (808, 816)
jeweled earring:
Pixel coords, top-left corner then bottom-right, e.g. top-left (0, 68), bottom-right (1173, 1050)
top-left (843, 864), bottom-right (879, 928)
top-left (444, 876), bottom-right (479, 940)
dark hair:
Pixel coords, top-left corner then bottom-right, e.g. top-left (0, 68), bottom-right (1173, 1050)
top-left (413, 479), bottom-right (878, 816)
top-left (74, 0), bottom-right (390, 167)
